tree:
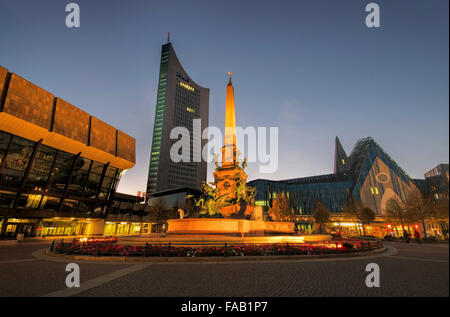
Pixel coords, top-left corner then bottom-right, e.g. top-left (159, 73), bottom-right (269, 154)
top-left (268, 192), bottom-right (292, 221)
top-left (404, 190), bottom-right (433, 239)
top-left (359, 207), bottom-right (376, 236)
top-left (148, 198), bottom-right (167, 232)
top-left (312, 201), bottom-right (331, 234)
top-left (342, 198), bottom-right (363, 236)
top-left (385, 197), bottom-right (407, 234)
top-left (433, 196), bottom-right (449, 238)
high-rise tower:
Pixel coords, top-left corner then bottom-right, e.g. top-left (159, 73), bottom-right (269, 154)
top-left (146, 40), bottom-right (209, 194)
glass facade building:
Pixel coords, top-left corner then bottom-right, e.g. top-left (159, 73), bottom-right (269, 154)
top-left (249, 137), bottom-right (421, 217)
top-left (146, 41), bottom-right (209, 194)
top-left (0, 130), bottom-right (122, 217)
top-left (424, 164), bottom-right (449, 200)
top-left (0, 65), bottom-right (135, 238)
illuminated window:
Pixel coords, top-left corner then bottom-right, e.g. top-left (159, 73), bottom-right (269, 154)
top-left (341, 159), bottom-right (345, 165)
top-left (178, 81), bottom-right (195, 92)
top-left (186, 107), bottom-right (195, 113)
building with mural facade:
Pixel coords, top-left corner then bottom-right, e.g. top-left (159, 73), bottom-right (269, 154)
top-left (248, 137), bottom-right (425, 237)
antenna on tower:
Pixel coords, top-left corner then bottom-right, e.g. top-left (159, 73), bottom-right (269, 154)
top-left (167, 32), bottom-right (171, 43)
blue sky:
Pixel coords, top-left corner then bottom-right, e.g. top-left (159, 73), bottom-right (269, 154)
top-left (0, 0), bottom-right (448, 195)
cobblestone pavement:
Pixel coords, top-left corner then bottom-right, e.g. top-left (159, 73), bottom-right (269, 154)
top-left (0, 241), bottom-right (447, 297)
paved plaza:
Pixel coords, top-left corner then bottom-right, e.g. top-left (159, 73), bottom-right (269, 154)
top-left (0, 241), bottom-right (448, 297)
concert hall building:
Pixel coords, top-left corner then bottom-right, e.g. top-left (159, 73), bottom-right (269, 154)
top-left (0, 65), bottom-right (136, 238)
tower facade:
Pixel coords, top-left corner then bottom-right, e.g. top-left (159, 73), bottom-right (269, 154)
top-left (146, 42), bottom-right (209, 194)
top-left (334, 136), bottom-right (350, 174)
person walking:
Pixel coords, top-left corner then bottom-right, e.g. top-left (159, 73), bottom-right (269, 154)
top-left (414, 229), bottom-right (422, 244)
top-left (403, 230), bottom-right (410, 243)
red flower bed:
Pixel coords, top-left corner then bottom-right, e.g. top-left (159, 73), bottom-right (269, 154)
top-left (54, 239), bottom-right (382, 257)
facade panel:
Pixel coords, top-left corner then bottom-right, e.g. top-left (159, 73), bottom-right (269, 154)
top-left (89, 116), bottom-right (116, 156)
top-left (53, 98), bottom-right (90, 144)
top-left (3, 74), bottom-right (54, 130)
top-left (117, 130), bottom-right (136, 163)
top-left (0, 66), bottom-right (7, 100)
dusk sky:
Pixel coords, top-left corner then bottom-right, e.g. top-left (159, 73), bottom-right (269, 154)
top-left (0, 0), bottom-right (448, 195)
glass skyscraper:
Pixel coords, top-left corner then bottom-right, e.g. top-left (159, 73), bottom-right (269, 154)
top-left (146, 41), bottom-right (209, 194)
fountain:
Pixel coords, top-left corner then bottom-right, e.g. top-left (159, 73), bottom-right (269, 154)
top-left (120, 73), bottom-right (331, 247)
top-left (165, 73), bottom-right (314, 240)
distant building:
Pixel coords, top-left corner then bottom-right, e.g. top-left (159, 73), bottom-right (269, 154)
top-left (0, 65), bottom-right (135, 238)
top-left (411, 178), bottom-right (429, 195)
top-left (146, 40), bottom-right (209, 194)
top-left (104, 192), bottom-right (152, 235)
top-left (424, 164), bottom-right (449, 200)
top-left (148, 187), bottom-right (201, 210)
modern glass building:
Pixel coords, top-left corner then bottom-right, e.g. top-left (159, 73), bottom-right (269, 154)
top-left (0, 65), bottom-right (136, 238)
top-left (249, 137), bottom-right (421, 219)
top-left (424, 164), bottom-right (449, 200)
top-left (146, 40), bottom-right (209, 194)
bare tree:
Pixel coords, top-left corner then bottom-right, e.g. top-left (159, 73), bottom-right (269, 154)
top-left (404, 190), bottom-right (434, 239)
top-left (149, 198), bottom-right (167, 232)
top-left (359, 207), bottom-right (376, 236)
top-left (312, 201), bottom-right (331, 234)
top-left (385, 197), bottom-right (407, 234)
top-left (343, 198), bottom-right (363, 236)
top-left (430, 196), bottom-right (449, 238)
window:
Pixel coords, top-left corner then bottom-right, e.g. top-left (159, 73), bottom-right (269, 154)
top-left (48, 152), bottom-right (75, 193)
top-left (68, 157), bottom-right (92, 196)
top-left (26, 145), bottom-right (57, 192)
top-left (0, 136), bottom-right (35, 187)
top-left (85, 162), bottom-right (104, 198)
top-left (0, 131), bottom-right (12, 166)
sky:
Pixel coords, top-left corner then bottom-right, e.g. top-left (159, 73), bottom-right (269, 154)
top-left (0, 0), bottom-right (448, 195)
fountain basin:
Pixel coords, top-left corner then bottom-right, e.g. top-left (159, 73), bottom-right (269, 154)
top-left (167, 218), bottom-right (294, 236)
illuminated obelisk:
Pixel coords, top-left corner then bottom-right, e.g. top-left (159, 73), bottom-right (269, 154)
top-left (214, 72), bottom-right (248, 218)
top-left (222, 72), bottom-right (237, 167)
